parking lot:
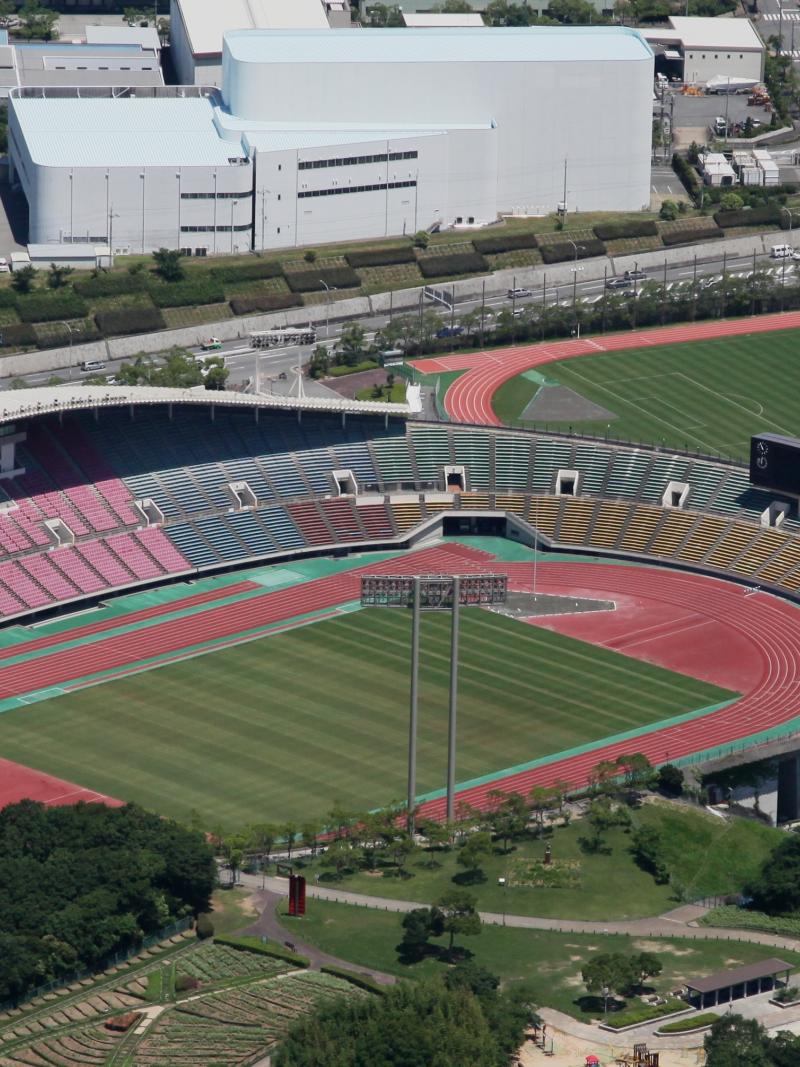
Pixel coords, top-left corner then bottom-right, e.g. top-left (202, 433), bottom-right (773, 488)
top-left (671, 89), bottom-right (772, 139)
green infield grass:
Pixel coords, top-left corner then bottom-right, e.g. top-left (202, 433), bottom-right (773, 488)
top-left (492, 328), bottom-right (800, 460)
top-left (0, 607), bottom-right (733, 828)
top-left (277, 898), bottom-right (800, 1021)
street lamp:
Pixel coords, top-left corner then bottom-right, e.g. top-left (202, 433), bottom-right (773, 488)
top-left (571, 266), bottom-right (584, 337)
top-left (230, 199), bottom-right (238, 253)
top-left (60, 321), bottom-right (74, 380)
top-left (319, 280), bottom-right (337, 336)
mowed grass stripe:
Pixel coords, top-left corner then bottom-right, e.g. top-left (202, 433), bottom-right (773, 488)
top-left (494, 328), bottom-right (800, 459)
top-left (0, 608), bottom-right (733, 826)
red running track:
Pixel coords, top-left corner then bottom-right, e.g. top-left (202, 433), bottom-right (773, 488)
top-left (416, 561), bottom-right (800, 820)
top-left (412, 310), bottom-right (800, 425)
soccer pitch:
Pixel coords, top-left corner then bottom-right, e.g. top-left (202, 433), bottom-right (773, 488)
top-left (0, 607), bottom-right (733, 828)
top-left (492, 328), bottom-right (800, 460)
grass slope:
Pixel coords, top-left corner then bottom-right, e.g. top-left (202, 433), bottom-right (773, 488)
top-left (0, 608), bottom-right (732, 827)
top-left (492, 328), bottom-right (800, 460)
top-left (292, 801), bottom-right (782, 921)
top-left (278, 898), bottom-right (800, 1021)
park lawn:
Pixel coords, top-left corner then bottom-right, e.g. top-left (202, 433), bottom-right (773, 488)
top-left (0, 608), bottom-right (732, 829)
top-left (490, 327), bottom-right (800, 461)
top-left (355, 382), bottom-right (407, 402)
top-left (277, 898), bottom-right (800, 1021)
top-left (209, 888), bottom-right (260, 936)
top-left (295, 802), bottom-right (782, 921)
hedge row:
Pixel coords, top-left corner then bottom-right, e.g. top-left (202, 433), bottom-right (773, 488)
top-left (73, 272), bottom-right (148, 297)
top-left (672, 153), bottom-right (701, 200)
top-left (657, 1012), bottom-right (718, 1034)
top-left (603, 999), bottom-right (687, 1031)
top-left (594, 220), bottom-right (659, 241)
top-left (285, 267), bottom-right (362, 293)
top-left (699, 905), bottom-right (800, 936)
top-left (214, 934), bottom-right (310, 968)
top-left (346, 246), bottom-right (416, 268)
top-left (16, 291), bottom-right (89, 323)
top-left (713, 204), bottom-right (782, 228)
top-left (148, 279), bottom-right (226, 308)
top-left (418, 252), bottom-right (488, 278)
top-left (0, 323), bottom-right (36, 348)
top-left (230, 293), bottom-right (304, 315)
top-left (540, 239), bottom-right (606, 264)
top-left (210, 259), bottom-right (283, 283)
top-left (328, 360), bottom-right (379, 377)
top-left (319, 965), bottom-right (386, 994)
top-left (662, 226), bottom-right (722, 247)
top-left (0, 290), bottom-right (18, 309)
top-left (472, 232), bottom-right (539, 255)
top-left (95, 307), bottom-right (166, 336)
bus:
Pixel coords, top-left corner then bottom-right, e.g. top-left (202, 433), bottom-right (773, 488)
top-left (249, 327), bottom-right (317, 349)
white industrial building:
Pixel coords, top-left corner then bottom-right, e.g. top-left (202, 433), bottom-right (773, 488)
top-left (8, 26), bottom-right (654, 256)
top-left (643, 16), bottom-right (764, 86)
top-left (169, 0), bottom-right (346, 86)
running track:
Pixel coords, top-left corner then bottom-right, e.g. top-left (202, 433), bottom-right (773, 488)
top-left (4, 545), bottom-right (800, 816)
top-left (413, 310), bottom-right (800, 425)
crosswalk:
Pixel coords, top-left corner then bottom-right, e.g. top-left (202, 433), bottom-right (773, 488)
top-left (761, 11), bottom-right (800, 20)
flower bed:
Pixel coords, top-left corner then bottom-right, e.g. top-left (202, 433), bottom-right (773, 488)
top-left (657, 1011), bottom-right (719, 1034)
top-left (599, 998), bottom-right (689, 1032)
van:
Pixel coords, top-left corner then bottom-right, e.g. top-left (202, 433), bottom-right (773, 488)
top-left (770, 244), bottom-right (793, 259)
top-left (80, 360), bottom-right (106, 373)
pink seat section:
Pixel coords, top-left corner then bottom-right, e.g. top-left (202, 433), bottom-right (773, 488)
top-left (136, 527), bottom-right (190, 574)
top-left (51, 547), bottom-right (107, 595)
top-left (75, 541), bottom-right (135, 587)
top-left (105, 534), bottom-right (164, 581)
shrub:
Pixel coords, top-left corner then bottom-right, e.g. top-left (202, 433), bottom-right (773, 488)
top-left (603, 999), bottom-right (687, 1030)
top-left (175, 974), bottom-right (200, 992)
top-left (195, 914), bottom-right (214, 940)
top-left (413, 230), bottom-right (430, 249)
top-left (327, 360), bottom-right (379, 376)
top-left (672, 153), bottom-right (701, 200)
top-left (209, 260), bottom-right (283, 283)
top-left (713, 204), bottom-right (782, 229)
top-left (774, 985), bottom-right (800, 1003)
top-left (214, 934), bottom-right (310, 967)
top-left (0, 290), bottom-right (21, 309)
top-left (95, 307), bottom-right (166, 336)
top-left (699, 905), bottom-right (800, 937)
top-left (15, 291), bottom-right (89, 323)
top-left (0, 323), bottom-right (36, 348)
top-left (418, 252), bottom-right (488, 278)
top-left (346, 246), bottom-right (416, 268)
top-left (658, 1012), bottom-right (718, 1033)
top-left (661, 226), bottom-right (722, 247)
top-left (73, 272), bottom-right (148, 297)
top-left (659, 200), bottom-right (679, 222)
top-left (285, 267), bottom-right (361, 293)
top-left (471, 232), bottom-right (539, 254)
top-left (303, 250), bottom-right (317, 263)
top-left (539, 239), bottom-right (606, 264)
top-left (230, 293), bottom-right (304, 315)
top-left (148, 279), bottom-right (225, 308)
top-left (320, 964), bottom-right (386, 994)
top-left (593, 220), bottom-right (658, 241)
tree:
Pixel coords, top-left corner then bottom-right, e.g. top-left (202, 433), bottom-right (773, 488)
top-left (11, 265), bottom-right (37, 294)
top-left (617, 752), bottom-right (656, 794)
top-left (659, 199), bottom-right (679, 221)
top-left (152, 247), bottom-right (185, 282)
top-left (434, 889), bottom-right (482, 959)
top-left (412, 230), bottom-right (430, 249)
top-left (634, 951), bottom-right (663, 988)
top-left (320, 837), bottom-right (357, 880)
top-left (123, 6), bottom-right (152, 26)
top-left (300, 822), bottom-right (320, 858)
top-left (303, 249), bottom-right (317, 263)
top-left (228, 847), bottom-right (244, 883)
top-left (630, 825), bottom-right (669, 884)
top-left (46, 263), bottom-right (73, 289)
top-left (719, 191), bottom-right (744, 212)
top-left (704, 1014), bottom-right (772, 1067)
top-left (456, 831), bottom-right (492, 882)
top-left (282, 822), bottom-right (298, 862)
top-left (307, 344), bottom-right (330, 379)
top-left (336, 322), bottom-right (366, 366)
top-left (434, 0), bottom-right (474, 10)
top-left (0, 1), bottom-right (15, 29)
top-left (582, 952), bottom-right (636, 1014)
top-left (201, 357), bottom-right (229, 391)
top-left (528, 785), bottom-right (559, 837)
top-left (491, 791), bottom-right (529, 851)
top-left (400, 905), bottom-right (444, 961)
top-left (747, 834), bottom-right (800, 914)
top-left (548, 0), bottom-right (597, 22)
top-left (16, 1), bottom-right (58, 40)
top-left (657, 763), bottom-right (684, 797)
top-left (247, 822), bottom-right (278, 869)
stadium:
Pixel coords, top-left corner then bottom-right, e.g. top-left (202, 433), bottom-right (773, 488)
top-left (2, 314), bottom-right (800, 831)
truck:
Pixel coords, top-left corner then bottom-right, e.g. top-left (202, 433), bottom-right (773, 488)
top-left (249, 327), bottom-right (317, 348)
top-left (200, 336), bottom-right (222, 351)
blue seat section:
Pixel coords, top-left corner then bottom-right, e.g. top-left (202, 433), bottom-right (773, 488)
top-left (193, 515), bottom-right (247, 561)
top-left (684, 460), bottom-right (728, 511)
top-left (605, 449), bottom-right (650, 499)
top-left (166, 522), bottom-right (218, 567)
top-left (76, 405), bottom-right (403, 516)
top-left (641, 454), bottom-right (691, 501)
top-left (258, 505), bottom-right (305, 549)
top-left (495, 433), bottom-right (533, 491)
top-left (225, 510), bottom-right (277, 556)
top-left (370, 430), bottom-right (416, 483)
top-left (530, 440), bottom-right (573, 492)
top-left (410, 426), bottom-right (451, 481)
top-left (572, 443), bottom-right (608, 494)
top-left (452, 428), bottom-right (492, 490)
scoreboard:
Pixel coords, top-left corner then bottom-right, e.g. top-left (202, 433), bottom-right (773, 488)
top-left (750, 433), bottom-right (800, 495)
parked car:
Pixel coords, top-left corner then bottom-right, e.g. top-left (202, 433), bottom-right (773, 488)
top-left (0, 258), bottom-right (9, 274)
top-left (436, 325), bottom-right (464, 339)
top-left (80, 360), bottom-right (106, 373)
top-left (507, 287), bottom-right (532, 299)
top-left (606, 277), bottom-right (633, 289)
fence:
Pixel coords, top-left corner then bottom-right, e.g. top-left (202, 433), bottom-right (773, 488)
top-left (0, 915), bottom-right (193, 1013)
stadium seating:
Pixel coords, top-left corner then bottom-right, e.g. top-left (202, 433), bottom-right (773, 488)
top-left (0, 398), bottom-right (798, 624)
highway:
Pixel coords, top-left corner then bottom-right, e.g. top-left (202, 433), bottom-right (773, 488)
top-left (3, 245), bottom-right (797, 393)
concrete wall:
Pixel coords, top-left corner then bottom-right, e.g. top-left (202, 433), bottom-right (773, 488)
top-left (683, 48), bottom-right (763, 87)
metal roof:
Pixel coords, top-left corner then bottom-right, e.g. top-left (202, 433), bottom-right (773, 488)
top-left (686, 959), bottom-right (793, 994)
top-left (224, 26), bottom-right (653, 65)
top-left (11, 95), bottom-right (242, 168)
top-left (0, 386), bottom-right (411, 426)
top-left (85, 26), bottom-right (161, 51)
top-left (403, 13), bottom-right (485, 26)
top-left (668, 16), bottom-right (763, 50)
top-left (178, 0), bottom-right (328, 58)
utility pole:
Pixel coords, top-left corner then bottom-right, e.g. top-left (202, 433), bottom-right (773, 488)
top-left (446, 576), bottom-right (460, 823)
top-left (407, 577), bottom-right (421, 834)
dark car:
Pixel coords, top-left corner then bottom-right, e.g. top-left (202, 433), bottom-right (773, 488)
top-left (436, 325), bottom-right (464, 339)
top-left (606, 277), bottom-right (633, 290)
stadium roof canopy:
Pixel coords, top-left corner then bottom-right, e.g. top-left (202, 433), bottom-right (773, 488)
top-left (0, 386), bottom-right (411, 426)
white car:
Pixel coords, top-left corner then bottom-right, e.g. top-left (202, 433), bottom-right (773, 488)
top-left (0, 259), bottom-right (10, 273)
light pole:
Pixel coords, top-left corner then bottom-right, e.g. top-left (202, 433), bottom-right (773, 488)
top-left (60, 320), bottom-right (74, 380)
top-left (571, 266), bottom-right (584, 336)
top-left (108, 204), bottom-right (119, 269)
top-left (230, 199), bottom-right (238, 253)
top-left (782, 206), bottom-right (794, 247)
top-left (319, 280), bottom-right (336, 336)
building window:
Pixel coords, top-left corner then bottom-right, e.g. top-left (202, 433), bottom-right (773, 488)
top-left (298, 150), bottom-right (418, 171)
top-left (297, 180), bottom-right (417, 199)
top-left (181, 190), bottom-right (252, 200)
top-left (180, 223), bottom-right (252, 232)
